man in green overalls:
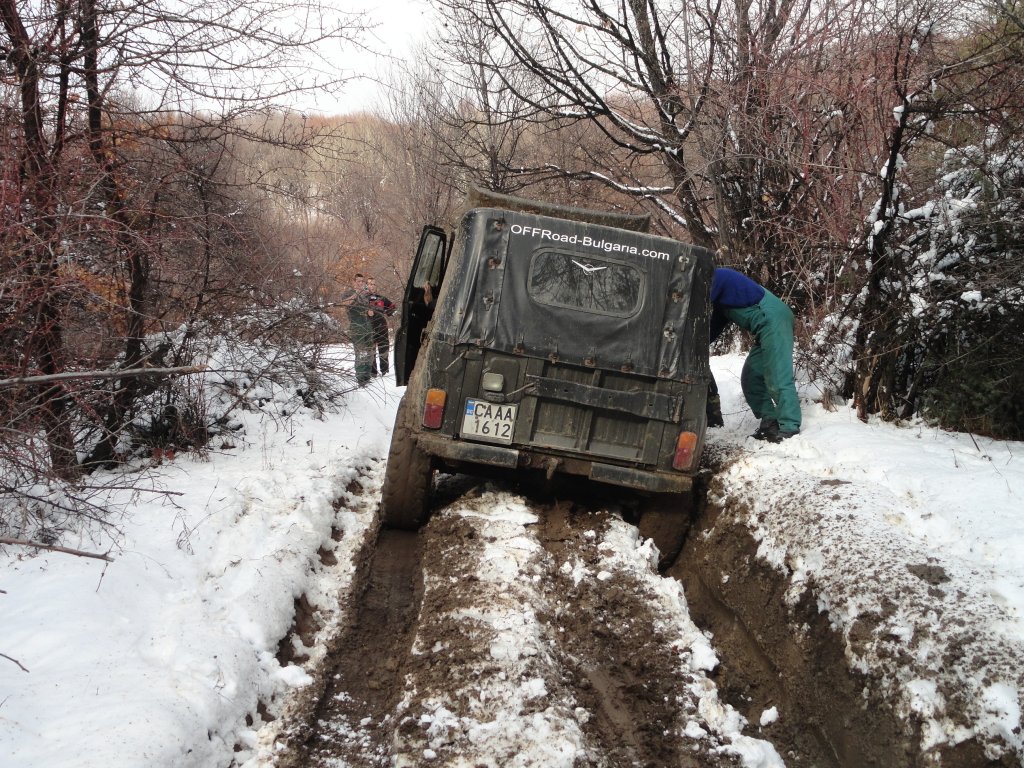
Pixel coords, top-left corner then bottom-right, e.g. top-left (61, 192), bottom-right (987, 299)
top-left (709, 267), bottom-right (801, 442)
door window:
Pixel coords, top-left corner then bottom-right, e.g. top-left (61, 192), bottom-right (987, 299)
top-left (413, 230), bottom-right (445, 289)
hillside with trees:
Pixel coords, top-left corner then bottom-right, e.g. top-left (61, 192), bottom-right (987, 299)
top-left (3, 0), bottom-right (1023, 544)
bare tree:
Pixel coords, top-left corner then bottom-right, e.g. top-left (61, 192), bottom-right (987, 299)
top-left (400, 18), bottom-right (547, 195)
top-left (421, 0), bottom-right (912, 305)
top-left (412, 0), bottom-right (1024, 435)
top-left (1, 0), bottom-right (367, 535)
top-left (844, 0), bottom-right (1024, 424)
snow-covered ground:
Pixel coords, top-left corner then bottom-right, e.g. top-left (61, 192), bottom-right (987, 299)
top-left (2, 354), bottom-right (1022, 767)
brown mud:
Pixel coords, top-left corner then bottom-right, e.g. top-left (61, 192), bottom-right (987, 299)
top-left (274, 529), bottom-right (423, 767)
top-left (677, 450), bottom-right (1020, 768)
top-left (529, 500), bottom-right (740, 767)
top-left (672, 481), bottom-right (904, 767)
top-left (259, 459), bottom-right (1007, 767)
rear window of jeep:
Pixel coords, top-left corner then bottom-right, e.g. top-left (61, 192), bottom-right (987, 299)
top-left (528, 250), bottom-right (643, 316)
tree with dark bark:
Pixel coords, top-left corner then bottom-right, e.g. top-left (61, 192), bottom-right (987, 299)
top-left (1, 0), bottom-right (366, 531)
top-left (844, 0), bottom-right (1024, 425)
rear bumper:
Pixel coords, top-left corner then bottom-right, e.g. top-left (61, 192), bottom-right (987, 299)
top-left (417, 433), bottom-right (693, 493)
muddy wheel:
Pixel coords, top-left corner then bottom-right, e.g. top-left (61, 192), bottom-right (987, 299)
top-left (638, 492), bottom-right (692, 569)
top-left (381, 395), bottom-right (434, 530)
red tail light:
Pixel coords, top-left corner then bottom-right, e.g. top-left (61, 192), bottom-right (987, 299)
top-left (672, 431), bottom-right (698, 471)
top-left (422, 389), bottom-right (446, 429)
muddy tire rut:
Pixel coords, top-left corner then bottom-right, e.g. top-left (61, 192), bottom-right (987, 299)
top-left (531, 502), bottom-right (736, 768)
top-left (299, 529), bottom-right (424, 766)
top-left (263, 468), bottom-right (930, 767)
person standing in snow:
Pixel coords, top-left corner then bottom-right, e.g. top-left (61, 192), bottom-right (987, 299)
top-left (365, 277), bottom-right (396, 377)
top-left (709, 267), bottom-right (801, 442)
top-left (339, 273), bottom-right (375, 387)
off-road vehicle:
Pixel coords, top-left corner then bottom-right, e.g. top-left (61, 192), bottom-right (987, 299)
top-left (381, 189), bottom-right (713, 552)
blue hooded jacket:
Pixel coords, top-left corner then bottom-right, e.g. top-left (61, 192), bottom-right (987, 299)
top-left (709, 268), bottom-right (765, 341)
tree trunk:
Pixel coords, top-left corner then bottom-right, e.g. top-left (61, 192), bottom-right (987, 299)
top-left (79, 0), bottom-right (151, 470)
top-left (850, 101), bottom-right (909, 422)
top-left (2, 0), bottom-right (80, 480)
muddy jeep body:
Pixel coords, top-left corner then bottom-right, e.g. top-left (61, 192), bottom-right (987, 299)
top-left (381, 191), bottom-right (713, 530)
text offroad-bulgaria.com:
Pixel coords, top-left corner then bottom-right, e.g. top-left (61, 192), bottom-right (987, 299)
top-left (510, 224), bottom-right (672, 261)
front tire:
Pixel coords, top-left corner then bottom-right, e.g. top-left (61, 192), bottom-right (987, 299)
top-left (380, 394), bottom-right (434, 530)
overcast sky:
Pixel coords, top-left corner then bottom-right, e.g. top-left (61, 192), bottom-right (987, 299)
top-left (314, 0), bottom-right (435, 114)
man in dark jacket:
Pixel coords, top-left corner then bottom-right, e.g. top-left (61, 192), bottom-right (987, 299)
top-left (709, 267), bottom-right (801, 442)
top-left (340, 273), bottom-right (375, 386)
top-left (366, 277), bottom-right (396, 377)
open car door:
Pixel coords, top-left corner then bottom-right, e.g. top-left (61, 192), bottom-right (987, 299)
top-left (393, 225), bottom-right (448, 386)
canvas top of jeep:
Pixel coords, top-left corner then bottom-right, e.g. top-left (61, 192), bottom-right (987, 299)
top-left (382, 189), bottom-right (713, 531)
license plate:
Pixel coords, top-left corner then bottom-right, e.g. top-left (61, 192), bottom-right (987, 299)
top-left (462, 398), bottom-right (517, 444)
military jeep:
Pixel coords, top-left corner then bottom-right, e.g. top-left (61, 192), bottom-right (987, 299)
top-left (381, 189), bottom-right (713, 540)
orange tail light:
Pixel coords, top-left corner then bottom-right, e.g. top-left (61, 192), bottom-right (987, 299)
top-left (672, 431), bottom-right (698, 471)
top-left (422, 388), bottom-right (447, 429)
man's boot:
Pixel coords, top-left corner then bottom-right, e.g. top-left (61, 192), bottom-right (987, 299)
top-left (752, 418), bottom-right (779, 441)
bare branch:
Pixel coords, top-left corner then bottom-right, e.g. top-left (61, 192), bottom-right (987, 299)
top-left (0, 653), bottom-right (30, 673)
top-left (0, 538), bottom-right (115, 562)
top-left (0, 366), bottom-right (206, 391)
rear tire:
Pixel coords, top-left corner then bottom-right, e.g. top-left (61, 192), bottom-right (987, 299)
top-left (638, 492), bottom-right (692, 569)
top-left (380, 395), bottom-right (434, 530)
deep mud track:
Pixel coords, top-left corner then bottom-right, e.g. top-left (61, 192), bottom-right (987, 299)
top-left (299, 529), bottom-right (425, 765)
top-left (263, 465), bottom-right (1010, 768)
top-left (269, 480), bottom-right (759, 766)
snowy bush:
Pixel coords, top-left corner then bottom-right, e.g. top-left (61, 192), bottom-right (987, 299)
top-left (0, 301), bottom-right (359, 542)
top-left (902, 132), bottom-right (1024, 437)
